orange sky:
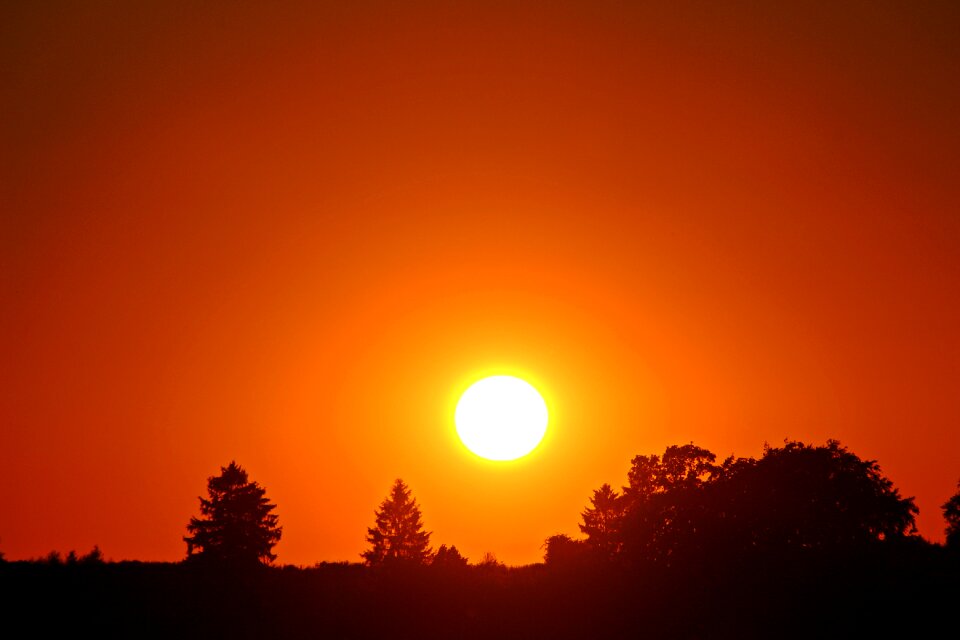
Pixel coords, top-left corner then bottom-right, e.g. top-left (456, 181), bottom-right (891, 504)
top-left (2, 1), bottom-right (959, 566)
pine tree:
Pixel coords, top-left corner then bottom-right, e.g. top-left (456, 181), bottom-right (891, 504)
top-left (184, 461), bottom-right (281, 567)
top-left (362, 478), bottom-right (432, 565)
top-left (580, 483), bottom-right (625, 558)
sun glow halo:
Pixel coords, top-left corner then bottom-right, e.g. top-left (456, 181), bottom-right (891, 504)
top-left (454, 375), bottom-right (549, 461)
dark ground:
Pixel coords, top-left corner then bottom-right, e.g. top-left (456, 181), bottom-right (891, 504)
top-left (2, 541), bottom-right (955, 639)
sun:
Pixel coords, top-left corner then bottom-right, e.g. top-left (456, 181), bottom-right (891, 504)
top-left (454, 375), bottom-right (549, 461)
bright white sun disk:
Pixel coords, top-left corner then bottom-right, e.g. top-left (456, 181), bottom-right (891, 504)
top-left (455, 375), bottom-right (548, 461)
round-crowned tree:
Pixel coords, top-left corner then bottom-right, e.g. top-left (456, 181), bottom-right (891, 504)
top-left (184, 461), bottom-right (281, 567)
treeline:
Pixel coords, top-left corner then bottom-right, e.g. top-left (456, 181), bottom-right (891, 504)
top-left (547, 439), bottom-right (948, 568)
top-left (8, 440), bottom-right (959, 568)
top-left (175, 440), bottom-right (960, 569)
top-left (2, 440), bottom-right (958, 637)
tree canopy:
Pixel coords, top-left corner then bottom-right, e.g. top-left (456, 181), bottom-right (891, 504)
top-left (563, 440), bottom-right (918, 567)
top-left (184, 461), bottom-right (281, 567)
top-left (943, 479), bottom-right (960, 548)
top-left (706, 440), bottom-right (918, 552)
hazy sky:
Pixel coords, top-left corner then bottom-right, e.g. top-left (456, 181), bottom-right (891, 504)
top-left (2, 1), bottom-right (959, 565)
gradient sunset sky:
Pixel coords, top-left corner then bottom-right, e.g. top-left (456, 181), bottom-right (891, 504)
top-left (2, 1), bottom-right (959, 566)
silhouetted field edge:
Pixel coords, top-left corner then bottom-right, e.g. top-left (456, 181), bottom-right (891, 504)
top-left (2, 541), bottom-right (956, 639)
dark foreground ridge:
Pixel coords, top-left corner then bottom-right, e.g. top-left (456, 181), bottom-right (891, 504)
top-left (2, 545), bottom-right (957, 639)
top-left (5, 440), bottom-right (959, 638)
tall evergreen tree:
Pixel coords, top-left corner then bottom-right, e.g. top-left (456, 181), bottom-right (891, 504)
top-left (184, 461), bottom-right (281, 567)
top-left (362, 479), bottom-right (432, 565)
top-left (579, 483), bottom-right (625, 558)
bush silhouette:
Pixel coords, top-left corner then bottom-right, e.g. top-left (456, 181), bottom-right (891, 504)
top-left (542, 534), bottom-right (591, 568)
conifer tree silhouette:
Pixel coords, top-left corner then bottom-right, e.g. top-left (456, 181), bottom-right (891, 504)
top-left (943, 479), bottom-right (960, 548)
top-left (580, 483), bottom-right (625, 558)
top-left (362, 478), bottom-right (432, 565)
top-left (432, 544), bottom-right (469, 568)
top-left (184, 461), bottom-right (281, 567)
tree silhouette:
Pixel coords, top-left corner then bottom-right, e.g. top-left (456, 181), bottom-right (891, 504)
top-left (432, 544), bottom-right (469, 569)
top-left (943, 479), bottom-right (960, 548)
top-left (65, 546), bottom-right (104, 565)
top-left (710, 440), bottom-right (918, 552)
top-left (542, 533), bottom-right (590, 567)
top-left (588, 440), bottom-right (920, 566)
top-left (624, 443), bottom-right (718, 502)
top-left (579, 483), bottom-right (625, 558)
top-left (619, 443), bottom-right (720, 565)
top-left (184, 461), bottom-right (281, 567)
top-left (362, 478), bottom-right (432, 566)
